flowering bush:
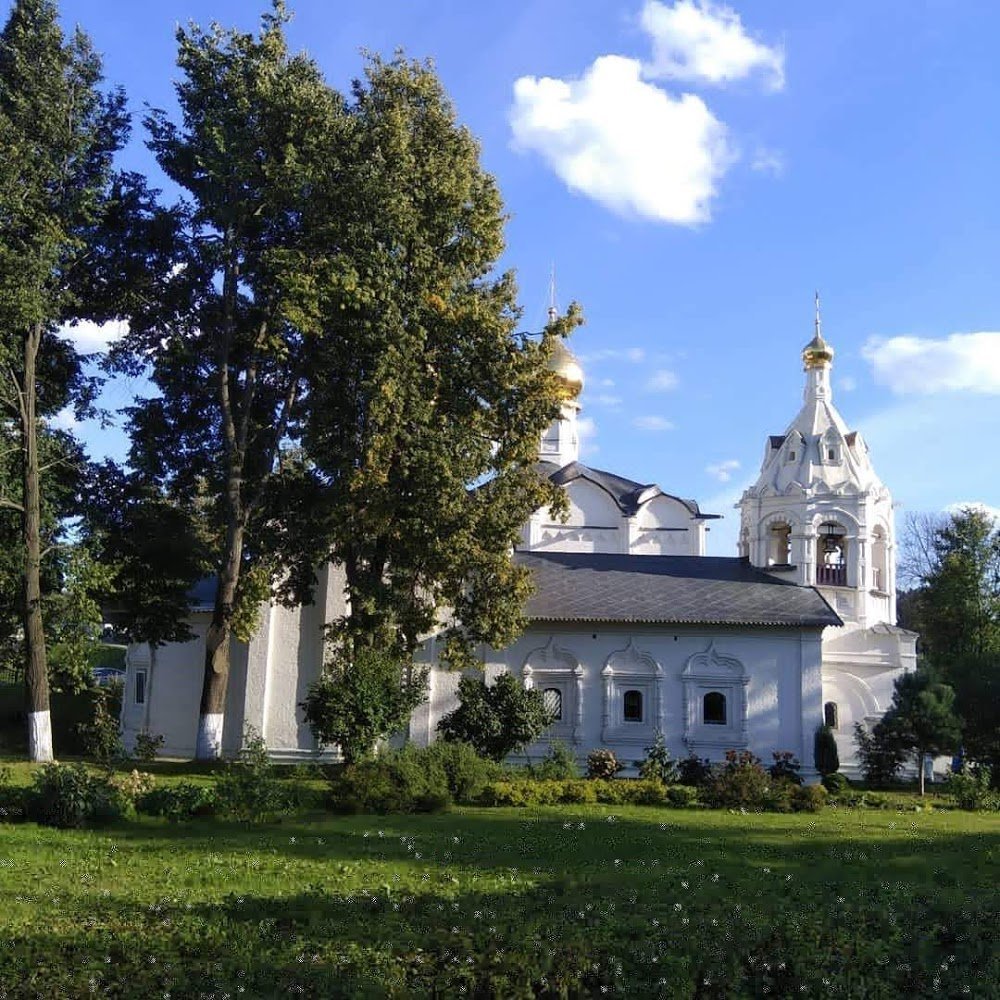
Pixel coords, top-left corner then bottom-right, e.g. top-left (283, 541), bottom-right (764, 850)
top-left (768, 751), bottom-right (803, 786)
top-left (702, 750), bottom-right (770, 810)
top-left (586, 748), bottom-right (624, 780)
top-left (677, 753), bottom-right (713, 787)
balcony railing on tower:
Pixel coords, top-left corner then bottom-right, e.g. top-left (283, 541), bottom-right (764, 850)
top-left (816, 564), bottom-right (847, 587)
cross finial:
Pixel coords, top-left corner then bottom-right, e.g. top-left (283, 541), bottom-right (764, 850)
top-left (814, 290), bottom-right (822, 338)
top-left (547, 264), bottom-right (558, 323)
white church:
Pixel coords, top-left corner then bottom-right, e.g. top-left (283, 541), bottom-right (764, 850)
top-left (120, 310), bottom-right (916, 778)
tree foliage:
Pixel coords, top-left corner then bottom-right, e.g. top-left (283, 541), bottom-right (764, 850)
top-left (437, 672), bottom-right (553, 762)
top-left (280, 54), bottom-right (569, 665)
top-left (301, 648), bottom-right (427, 765)
top-left (0, 0), bottom-right (128, 758)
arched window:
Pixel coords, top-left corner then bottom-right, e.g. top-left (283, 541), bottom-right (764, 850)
top-left (703, 691), bottom-right (727, 725)
top-left (816, 522), bottom-right (848, 587)
top-left (623, 689), bottom-right (643, 722)
top-left (768, 522), bottom-right (791, 566)
top-left (702, 691), bottom-right (726, 726)
top-left (542, 687), bottom-right (563, 722)
top-left (824, 701), bottom-right (839, 730)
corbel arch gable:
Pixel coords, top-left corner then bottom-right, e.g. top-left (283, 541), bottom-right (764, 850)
top-left (681, 641), bottom-right (749, 753)
top-left (522, 637), bottom-right (584, 743)
top-left (600, 639), bottom-right (662, 743)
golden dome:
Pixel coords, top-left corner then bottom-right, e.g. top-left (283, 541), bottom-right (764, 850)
top-left (802, 331), bottom-right (834, 369)
top-left (549, 338), bottom-right (585, 392)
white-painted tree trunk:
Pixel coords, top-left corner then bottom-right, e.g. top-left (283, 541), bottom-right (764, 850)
top-left (28, 709), bottom-right (53, 762)
top-left (196, 713), bottom-right (224, 759)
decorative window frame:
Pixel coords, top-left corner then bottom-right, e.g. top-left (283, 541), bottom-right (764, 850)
top-left (601, 639), bottom-right (662, 745)
top-left (134, 668), bottom-right (147, 706)
top-left (681, 641), bottom-right (749, 753)
top-left (522, 638), bottom-right (583, 744)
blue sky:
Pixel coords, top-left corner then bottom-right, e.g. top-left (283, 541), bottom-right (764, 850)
top-left (47, 0), bottom-right (1000, 554)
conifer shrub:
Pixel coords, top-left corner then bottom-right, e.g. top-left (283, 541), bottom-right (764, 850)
top-left (822, 772), bottom-right (849, 795)
top-left (854, 722), bottom-right (907, 786)
top-left (635, 731), bottom-right (678, 783)
top-left (814, 724), bottom-right (840, 776)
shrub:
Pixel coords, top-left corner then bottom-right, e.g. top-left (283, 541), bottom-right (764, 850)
top-left (330, 746), bottom-right (451, 814)
top-left (76, 687), bottom-right (125, 771)
top-left (703, 750), bottom-right (770, 810)
top-left (677, 753), bottom-right (713, 787)
top-left (586, 748), bottom-right (624, 780)
top-left (437, 672), bottom-right (553, 762)
top-left (768, 751), bottom-right (803, 785)
top-left (111, 769), bottom-right (156, 803)
top-left (790, 783), bottom-right (827, 812)
top-left (423, 741), bottom-right (501, 803)
top-left (822, 772), bottom-right (849, 795)
top-left (947, 765), bottom-right (999, 811)
top-left (132, 729), bottom-right (165, 764)
top-left (27, 763), bottom-right (130, 828)
top-left (0, 765), bottom-right (26, 822)
top-left (302, 648), bottom-right (427, 764)
top-left (136, 782), bottom-right (218, 821)
top-left (635, 731), bottom-right (678, 784)
top-left (479, 778), bottom-right (665, 807)
top-left (814, 725), bottom-right (840, 776)
top-left (529, 741), bottom-right (579, 780)
top-left (216, 727), bottom-right (290, 822)
top-left (665, 784), bottom-right (698, 808)
top-left (854, 722), bottom-right (907, 786)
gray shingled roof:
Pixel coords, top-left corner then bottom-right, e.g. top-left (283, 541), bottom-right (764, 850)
top-left (536, 461), bottom-right (721, 519)
top-left (516, 551), bottom-right (841, 628)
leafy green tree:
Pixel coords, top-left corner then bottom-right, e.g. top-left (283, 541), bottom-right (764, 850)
top-left (945, 651), bottom-right (1000, 787)
top-left (301, 648), bottom-right (427, 764)
top-left (883, 663), bottom-right (962, 796)
top-left (0, 0), bottom-right (128, 759)
top-left (437, 672), bottom-right (553, 762)
top-left (282, 54), bottom-right (569, 668)
top-left (110, 4), bottom-right (347, 757)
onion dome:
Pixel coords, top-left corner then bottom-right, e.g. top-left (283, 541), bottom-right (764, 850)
top-left (549, 338), bottom-right (585, 393)
top-left (802, 291), bottom-right (834, 369)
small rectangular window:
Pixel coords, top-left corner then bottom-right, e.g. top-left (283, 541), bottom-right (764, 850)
top-left (135, 669), bottom-right (146, 705)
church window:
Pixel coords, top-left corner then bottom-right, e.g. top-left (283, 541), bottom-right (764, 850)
top-left (816, 522), bottom-right (848, 587)
top-left (543, 687), bottom-right (563, 722)
top-left (768, 522), bottom-right (791, 565)
top-left (788, 450), bottom-right (796, 462)
top-left (824, 701), bottom-right (839, 730)
top-left (623, 689), bottom-right (643, 722)
top-left (828, 448), bottom-right (835, 461)
top-left (134, 669), bottom-right (147, 706)
top-left (703, 691), bottom-right (726, 725)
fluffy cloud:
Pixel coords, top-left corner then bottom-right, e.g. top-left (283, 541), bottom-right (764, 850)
top-left (580, 346), bottom-right (647, 364)
top-left (594, 393), bottom-right (623, 408)
top-left (837, 375), bottom-right (857, 393)
top-left (633, 415), bottom-right (675, 431)
top-left (578, 416), bottom-right (599, 457)
top-left (706, 458), bottom-right (740, 482)
top-left (58, 319), bottom-right (128, 355)
top-left (640, 0), bottom-right (785, 89)
top-left (511, 55), bottom-right (734, 225)
top-left (862, 332), bottom-right (1000, 395)
top-left (48, 406), bottom-right (78, 431)
top-left (646, 368), bottom-right (679, 391)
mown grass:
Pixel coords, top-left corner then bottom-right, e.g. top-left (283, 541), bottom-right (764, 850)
top-left (0, 793), bottom-right (997, 998)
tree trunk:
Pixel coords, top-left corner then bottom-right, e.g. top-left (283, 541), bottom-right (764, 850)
top-left (22, 324), bottom-right (52, 762)
top-left (918, 751), bottom-right (925, 797)
top-left (195, 509), bottom-right (245, 759)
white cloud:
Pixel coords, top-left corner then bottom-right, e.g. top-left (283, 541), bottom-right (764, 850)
top-left (633, 415), bottom-right (675, 431)
top-left (511, 54), bottom-right (735, 225)
top-left (594, 393), bottom-right (623, 408)
top-left (48, 406), bottom-right (78, 431)
top-left (862, 331), bottom-right (1000, 395)
top-left (579, 347), bottom-right (646, 364)
top-left (640, 0), bottom-right (785, 90)
top-left (750, 145), bottom-right (785, 176)
top-left (59, 319), bottom-right (128, 355)
top-left (597, 377), bottom-right (616, 387)
top-left (837, 375), bottom-right (857, 393)
top-left (578, 416), bottom-right (599, 457)
top-left (706, 458), bottom-right (740, 482)
top-left (647, 368), bottom-right (679, 391)
top-left (944, 501), bottom-right (1000, 523)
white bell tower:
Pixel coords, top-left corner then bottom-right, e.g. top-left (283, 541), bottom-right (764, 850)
top-left (738, 296), bottom-right (897, 628)
top-left (538, 314), bottom-right (585, 468)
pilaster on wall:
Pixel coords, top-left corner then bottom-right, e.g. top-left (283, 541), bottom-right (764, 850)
top-left (799, 631), bottom-right (824, 783)
top-left (241, 601), bottom-right (276, 740)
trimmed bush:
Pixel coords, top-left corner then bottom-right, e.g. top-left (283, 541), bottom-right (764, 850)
top-left (586, 748), bottom-right (624, 780)
top-left (27, 763), bottom-right (131, 828)
top-left (330, 747), bottom-right (451, 814)
top-left (216, 728), bottom-right (291, 823)
top-left (423, 741), bottom-right (502, 803)
top-left (132, 730), bottom-right (165, 763)
top-left (529, 741), bottom-right (579, 780)
top-left (790, 783), bottom-right (828, 812)
top-left (814, 724), bottom-right (840, 776)
top-left (480, 778), bottom-right (666, 808)
top-left (677, 753), bottom-right (713, 787)
top-left (137, 783), bottom-right (218, 821)
top-left (822, 772), bottom-right (849, 795)
top-left (702, 750), bottom-right (770, 810)
top-left (665, 784), bottom-right (698, 808)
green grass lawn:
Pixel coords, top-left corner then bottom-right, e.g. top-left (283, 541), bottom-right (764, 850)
top-left (0, 793), bottom-right (998, 998)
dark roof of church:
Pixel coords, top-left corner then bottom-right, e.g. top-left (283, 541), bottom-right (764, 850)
top-left (515, 551), bottom-right (841, 628)
top-left (536, 461), bottom-right (721, 519)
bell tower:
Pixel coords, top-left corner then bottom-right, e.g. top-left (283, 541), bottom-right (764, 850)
top-left (538, 316), bottom-right (585, 468)
top-left (738, 296), bottom-right (897, 628)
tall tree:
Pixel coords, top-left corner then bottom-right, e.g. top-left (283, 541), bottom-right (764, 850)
top-left (0, 0), bottom-right (127, 759)
top-left (289, 55), bottom-right (569, 679)
top-left (882, 662), bottom-right (962, 796)
top-left (111, 3), bottom-right (346, 757)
